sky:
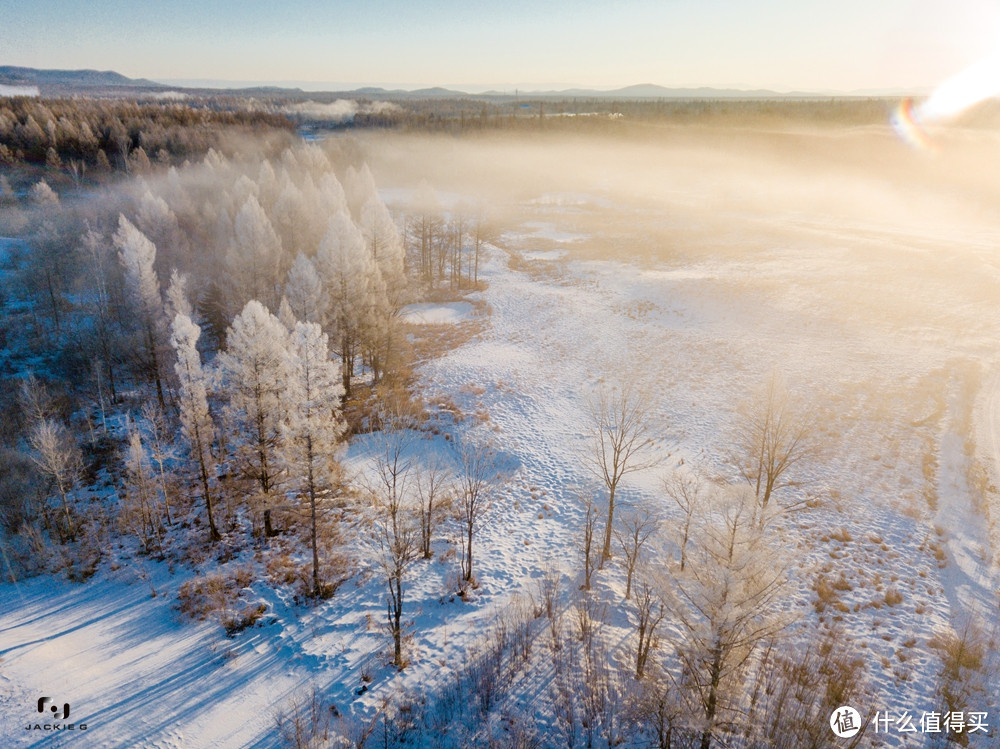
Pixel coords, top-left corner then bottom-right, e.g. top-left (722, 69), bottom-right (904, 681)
top-left (2, 0), bottom-right (1000, 92)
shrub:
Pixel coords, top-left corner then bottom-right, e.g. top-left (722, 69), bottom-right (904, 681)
top-left (884, 588), bottom-right (904, 606)
top-left (224, 603), bottom-right (268, 637)
top-left (829, 527), bottom-right (853, 543)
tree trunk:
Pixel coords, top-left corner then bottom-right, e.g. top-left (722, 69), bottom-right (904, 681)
top-left (701, 642), bottom-right (724, 749)
top-left (601, 482), bottom-right (617, 562)
top-left (393, 575), bottom-right (403, 666)
top-left (194, 423), bottom-right (220, 542)
top-left (465, 523), bottom-right (474, 582)
top-left (308, 438), bottom-right (320, 598)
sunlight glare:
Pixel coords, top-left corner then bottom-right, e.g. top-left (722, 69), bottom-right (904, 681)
top-left (893, 37), bottom-right (1000, 149)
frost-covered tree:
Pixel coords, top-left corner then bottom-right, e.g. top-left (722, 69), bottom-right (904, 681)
top-left (29, 180), bottom-right (59, 206)
top-left (359, 193), bottom-right (405, 298)
top-left (119, 423), bottom-right (162, 551)
top-left (316, 209), bottom-right (381, 395)
top-left (668, 485), bottom-right (793, 749)
top-left (218, 300), bottom-right (290, 536)
top-left (170, 313), bottom-right (220, 541)
top-left (28, 418), bottom-right (81, 542)
top-left (225, 195), bottom-right (282, 313)
top-left (277, 296), bottom-right (297, 332)
top-left (272, 175), bottom-right (309, 257)
top-left (281, 320), bottom-right (346, 596)
top-left (136, 189), bottom-right (185, 270)
top-left (165, 268), bottom-right (192, 321)
top-left (284, 252), bottom-right (327, 324)
top-left (114, 215), bottom-right (167, 409)
top-left (357, 193), bottom-right (404, 384)
top-left (140, 402), bottom-right (174, 526)
top-left (343, 163), bottom-right (377, 219)
top-left (317, 172), bottom-right (348, 217)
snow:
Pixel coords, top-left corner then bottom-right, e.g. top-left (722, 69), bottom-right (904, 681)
top-left (4, 179), bottom-right (1000, 745)
top-left (519, 221), bottom-right (587, 243)
top-left (399, 302), bottom-right (474, 325)
top-left (521, 250), bottom-right (567, 261)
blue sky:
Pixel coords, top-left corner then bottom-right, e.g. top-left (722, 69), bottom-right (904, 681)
top-left (2, 0), bottom-right (999, 91)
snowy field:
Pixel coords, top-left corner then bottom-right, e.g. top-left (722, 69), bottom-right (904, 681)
top-left (3, 128), bottom-right (1000, 746)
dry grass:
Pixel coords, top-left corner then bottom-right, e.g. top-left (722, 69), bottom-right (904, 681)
top-left (177, 564), bottom-right (255, 622)
top-left (829, 527), bottom-right (852, 543)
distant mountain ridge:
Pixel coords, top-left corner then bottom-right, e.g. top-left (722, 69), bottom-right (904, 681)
top-left (0, 66), bottom-right (164, 89)
top-left (0, 66), bottom-right (912, 99)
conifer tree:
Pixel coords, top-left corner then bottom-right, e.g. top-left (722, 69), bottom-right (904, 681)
top-left (217, 300), bottom-right (290, 536)
top-left (284, 252), bottom-right (327, 324)
top-left (170, 313), bottom-right (221, 541)
top-left (225, 195), bottom-right (282, 313)
top-left (315, 209), bottom-right (379, 395)
top-left (282, 321), bottom-right (346, 596)
top-left (114, 215), bottom-right (167, 410)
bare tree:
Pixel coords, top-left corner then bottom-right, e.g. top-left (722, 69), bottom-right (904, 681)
top-left (633, 580), bottom-right (665, 679)
top-left (377, 510), bottom-right (417, 669)
top-left (414, 453), bottom-right (451, 559)
top-left (454, 436), bottom-right (499, 589)
top-left (613, 505), bottom-right (658, 600)
top-left (730, 374), bottom-right (813, 522)
top-left (368, 398), bottom-right (419, 665)
top-left (140, 402), bottom-right (174, 526)
top-left (662, 471), bottom-right (705, 572)
top-left (79, 227), bottom-right (122, 403)
top-left (585, 381), bottom-right (659, 563)
top-left (580, 494), bottom-right (599, 591)
top-left (470, 206), bottom-right (497, 285)
top-left (407, 181), bottom-right (444, 285)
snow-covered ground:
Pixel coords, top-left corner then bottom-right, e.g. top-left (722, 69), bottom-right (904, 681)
top-left (398, 302), bottom-right (474, 325)
top-left (3, 170), bottom-right (1000, 745)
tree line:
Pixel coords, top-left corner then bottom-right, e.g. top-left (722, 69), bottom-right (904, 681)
top-left (0, 96), bottom-right (295, 177)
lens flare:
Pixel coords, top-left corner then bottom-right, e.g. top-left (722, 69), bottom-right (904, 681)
top-left (891, 98), bottom-right (935, 151)
top-left (893, 47), bottom-right (1000, 149)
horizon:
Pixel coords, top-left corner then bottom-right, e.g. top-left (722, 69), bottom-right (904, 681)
top-left (149, 77), bottom-right (927, 96)
top-left (0, 66), bottom-right (933, 98)
top-left (2, 1), bottom-right (998, 93)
